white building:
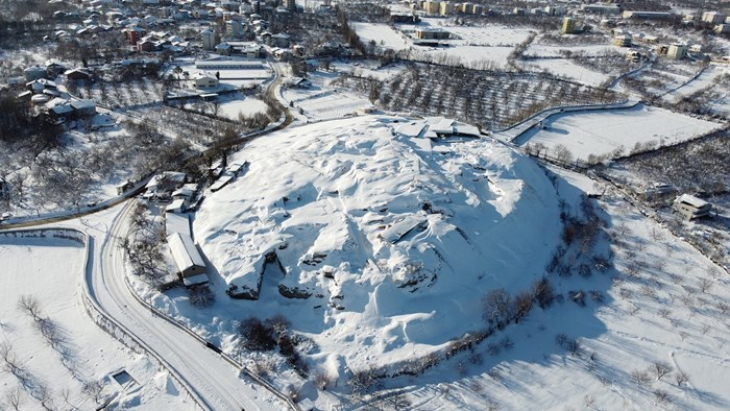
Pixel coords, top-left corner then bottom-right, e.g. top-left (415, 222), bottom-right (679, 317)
top-left (667, 43), bottom-right (687, 60)
top-left (226, 20), bottom-right (244, 38)
top-left (673, 194), bottom-right (712, 220)
top-left (167, 232), bottom-right (208, 286)
top-left (702, 11), bottom-right (725, 24)
top-left (201, 28), bottom-right (216, 50)
top-left (193, 72), bottom-right (219, 89)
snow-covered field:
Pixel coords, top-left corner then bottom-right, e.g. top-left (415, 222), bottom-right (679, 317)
top-left (521, 58), bottom-right (611, 87)
top-left (282, 71), bottom-right (373, 121)
top-left (411, 45), bottom-right (515, 69)
top-left (516, 104), bottom-right (722, 162)
top-left (188, 115), bottom-right (561, 375)
top-left (419, 22), bottom-right (534, 47)
top-left (351, 22), bottom-right (410, 51)
top-left (217, 97), bottom-right (268, 121)
top-left (524, 44), bottom-right (618, 58)
top-left (0, 233), bottom-right (191, 411)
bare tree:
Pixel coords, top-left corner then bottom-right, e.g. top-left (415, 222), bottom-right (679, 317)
top-left (630, 369), bottom-right (652, 387)
top-left (313, 370), bottom-right (333, 390)
top-left (553, 144), bottom-right (573, 164)
top-left (82, 380), bottom-right (104, 406)
top-left (482, 288), bottom-right (512, 327)
top-left (652, 361), bottom-right (672, 380)
top-left (698, 277), bottom-right (713, 294)
top-left (654, 389), bottom-right (670, 405)
top-left (4, 387), bottom-right (23, 411)
top-left (674, 371), bottom-right (690, 387)
top-left (17, 295), bottom-right (42, 320)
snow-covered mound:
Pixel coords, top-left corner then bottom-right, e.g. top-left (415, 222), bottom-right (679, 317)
top-left (194, 116), bottom-right (561, 368)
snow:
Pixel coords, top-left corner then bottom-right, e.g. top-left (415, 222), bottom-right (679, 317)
top-left (412, 45), bottom-right (515, 69)
top-left (521, 58), bottom-right (611, 87)
top-left (166, 213), bottom-right (192, 238)
top-left (516, 104), bottom-right (722, 161)
top-left (191, 115), bottom-right (561, 372)
top-left (0, 232), bottom-right (192, 411)
top-left (351, 22), bottom-right (410, 51)
top-left (525, 44), bottom-right (619, 58)
top-left (217, 97), bottom-right (268, 121)
top-left (420, 22), bottom-right (535, 46)
top-left (662, 64), bottom-right (727, 102)
top-left (167, 231), bottom-right (205, 273)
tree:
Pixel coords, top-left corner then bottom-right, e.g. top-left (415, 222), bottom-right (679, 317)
top-left (482, 288), bottom-right (512, 327)
top-left (17, 295), bottom-right (42, 320)
top-left (675, 371), bottom-right (690, 387)
top-left (553, 144), bottom-right (573, 164)
top-left (652, 361), bottom-right (672, 380)
top-left (368, 80), bottom-right (381, 104)
top-left (631, 369), bottom-right (652, 387)
top-left (3, 387), bottom-right (23, 411)
top-left (189, 285), bottom-right (215, 308)
top-left (82, 380), bottom-right (104, 405)
top-left (239, 317), bottom-right (276, 351)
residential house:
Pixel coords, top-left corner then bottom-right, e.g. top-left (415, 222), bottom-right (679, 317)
top-left (562, 17), bottom-right (576, 34)
top-left (23, 66), bottom-right (47, 81)
top-left (46, 98), bottom-right (74, 123)
top-left (167, 232), bottom-right (208, 286)
top-left (193, 72), bottom-right (219, 88)
top-left (702, 11), bottom-right (725, 24)
top-left (614, 34), bottom-right (632, 47)
top-left (26, 79), bottom-right (57, 94)
top-left (70, 99), bottom-right (97, 118)
top-left (116, 180), bottom-right (135, 195)
top-left (65, 68), bottom-right (93, 82)
top-left (271, 33), bottom-right (291, 48)
top-left (667, 43), bottom-right (687, 60)
top-left (673, 194), bottom-right (712, 220)
top-left (415, 28), bottom-right (450, 40)
top-left (201, 28), bottom-right (216, 50)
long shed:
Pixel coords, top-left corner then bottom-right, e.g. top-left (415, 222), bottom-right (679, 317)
top-left (167, 232), bottom-right (208, 286)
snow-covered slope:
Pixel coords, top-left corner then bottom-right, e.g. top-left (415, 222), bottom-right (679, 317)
top-left (193, 116), bottom-right (561, 368)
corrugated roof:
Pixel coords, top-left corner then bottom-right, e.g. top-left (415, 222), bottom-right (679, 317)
top-left (167, 232), bottom-right (205, 274)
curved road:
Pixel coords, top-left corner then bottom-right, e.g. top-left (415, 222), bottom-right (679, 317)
top-left (90, 201), bottom-right (280, 411)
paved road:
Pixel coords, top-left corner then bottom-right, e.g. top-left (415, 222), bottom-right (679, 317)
top-left (89, 201), bottom-right (279, 411)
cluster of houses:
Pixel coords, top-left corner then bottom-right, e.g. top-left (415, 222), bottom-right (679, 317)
top-left (140, 171), bottom-right (208, 286)
top-left (145, 161), bottom-right (247, 287)
top-left (9, 61), bottom-right (98, 125)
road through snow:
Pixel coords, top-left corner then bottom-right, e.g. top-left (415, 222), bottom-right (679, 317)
top-left (89, 201), bottom-right (281, 411)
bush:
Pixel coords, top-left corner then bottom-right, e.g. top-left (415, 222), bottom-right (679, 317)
top-left (533, 278), bottom-right (555, 309)
top-left (189, 285), bottom-right (215, 308)
top-left (239, 317), bottom-right (276, 351)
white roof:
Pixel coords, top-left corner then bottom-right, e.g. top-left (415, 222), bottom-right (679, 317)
top-left (167, 232), bottom-right (205, 273)
top-left (172, 186), bottom-right (195, 198)
top-left (166, 198), bottom-right (186, 212)
top-left (430, 118), bottom-right (456, 134)
top-left (71, 99), bottom-right (95, 110)
top-left (676, 194), bottom-right (709, 208)
top-left (193, 72), bottom-right (217, 81)
top-left (166, 213), bottom-right (192, 238)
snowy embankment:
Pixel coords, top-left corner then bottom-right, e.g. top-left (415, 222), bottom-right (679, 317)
top-left (373, 168), bottom-right (730, 411)
top-left (0, 229), bottom-right (192, 411)
top-left (190, 115), bottom-right (561, 373)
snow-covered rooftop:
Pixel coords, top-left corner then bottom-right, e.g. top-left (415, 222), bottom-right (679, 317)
top-left (167, 232), bottom-right (205, 275)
